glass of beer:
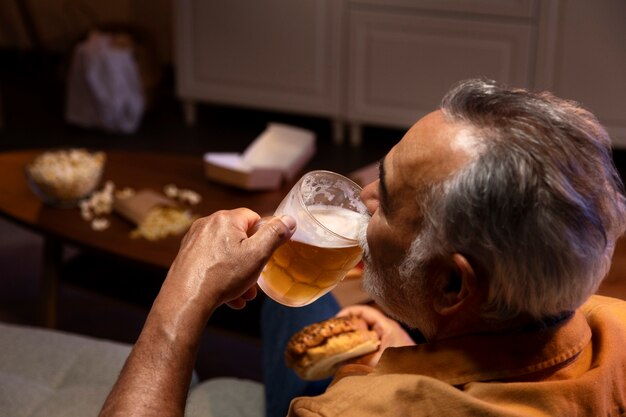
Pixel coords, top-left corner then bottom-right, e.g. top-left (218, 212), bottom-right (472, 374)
top-left (257, 170), bottom-right (367, 307)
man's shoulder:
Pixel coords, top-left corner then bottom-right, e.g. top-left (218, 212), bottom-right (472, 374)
top-left (288, 373), bottom-right (498, 417)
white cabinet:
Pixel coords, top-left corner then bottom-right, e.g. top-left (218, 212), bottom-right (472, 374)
top-left (175, 0), bottom-right (343, 125)
top-left (175, 0), bottom-right (626, 147)
top-left (534, 0), bottom-right (626, 147)
top-left (344, 0), bottom-right (538, 144)
top-left (347, 7), bottom-right (533, 132)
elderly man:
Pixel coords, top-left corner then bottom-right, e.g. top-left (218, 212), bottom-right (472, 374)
top-left (99, 79), bottom-right (626, 416)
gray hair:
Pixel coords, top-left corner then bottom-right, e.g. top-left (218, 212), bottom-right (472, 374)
top-left (407, 78), bottom-right (626, 321)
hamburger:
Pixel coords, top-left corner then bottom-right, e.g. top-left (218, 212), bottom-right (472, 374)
top-left (285, 315), bottom-right (381, 380)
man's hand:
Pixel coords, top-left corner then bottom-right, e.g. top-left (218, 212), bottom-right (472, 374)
top-left (99, 208), bottom-right (295, 417)
top-left (163, 208), bottom-right (296, 316)
top-left (336, 305), bottom-right (415, 367)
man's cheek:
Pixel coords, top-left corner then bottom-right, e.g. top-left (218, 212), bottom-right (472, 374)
top-left (367, 234), bottom-right (391, 268)
top-left (365, 218), bottom-right (400, 265)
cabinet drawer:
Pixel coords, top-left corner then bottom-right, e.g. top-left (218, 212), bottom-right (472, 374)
top-left (347, 10), bottom-right (533, 127)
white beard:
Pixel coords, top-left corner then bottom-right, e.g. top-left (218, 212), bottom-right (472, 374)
top-left (358, 215), bottom-right (438, 340)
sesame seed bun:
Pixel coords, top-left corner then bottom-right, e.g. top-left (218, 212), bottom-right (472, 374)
top-left (285, 315), bottom-right (380, 380)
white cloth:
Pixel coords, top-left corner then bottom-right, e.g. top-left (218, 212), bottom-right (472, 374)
top-left (65, 32), bottom-right (145, 133)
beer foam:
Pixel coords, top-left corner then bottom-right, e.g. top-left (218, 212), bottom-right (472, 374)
top-left (302, 205), bottom-right (362, 244)
top-left (300, 173), bottom-right (367, 214)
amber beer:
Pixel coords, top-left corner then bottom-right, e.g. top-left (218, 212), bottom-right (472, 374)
top-left (258, 206), bottom-right (363, 306)
top-left (257, 171), bottom-right (367, 307)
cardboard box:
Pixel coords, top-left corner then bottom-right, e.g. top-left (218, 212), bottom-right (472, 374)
top-left (204, 123), bottom-right (316, 190)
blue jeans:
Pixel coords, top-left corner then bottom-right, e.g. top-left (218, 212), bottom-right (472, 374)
top-left (261, 294), bottom-right (340, 417)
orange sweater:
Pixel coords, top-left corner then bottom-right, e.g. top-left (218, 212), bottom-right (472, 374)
top-left (289, 295), bottom-right (626, 416)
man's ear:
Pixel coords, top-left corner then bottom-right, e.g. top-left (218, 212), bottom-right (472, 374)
top-left (433, 253), bottom-right (477, 316)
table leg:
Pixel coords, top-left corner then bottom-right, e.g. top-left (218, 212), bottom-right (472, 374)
top-left (0, 85), bottom-right (4, 129)
top-left (41, 237), bottom-right (62, 328)
top-left (349, 123), bottom-right (363, 147)
top-left (332, 119), bottom-right (345, 145)
top-left (183, 100), bottom-right (197, 126)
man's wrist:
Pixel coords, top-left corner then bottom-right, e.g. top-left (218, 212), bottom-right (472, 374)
top-left (149, 287), bottom-right (217, 345)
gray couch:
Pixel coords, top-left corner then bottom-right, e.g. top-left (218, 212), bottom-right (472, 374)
top-left (0, 322), bottom-right (264, 417)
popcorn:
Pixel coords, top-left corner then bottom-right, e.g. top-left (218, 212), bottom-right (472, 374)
top-left (75, 180), bottom-right (198, 240)
top-left (80, 181), bottom-right (117, 222)
top-left (130, 206), bottom-right (197, 241)
top-left (163, 184), bottom-right (202, 206)
top-left (115, 187), bottom-right (135, 199)
top-left (27, 149), bottom-right (105, 202)
top-left (91, 218), bottom-right (110, 231)
top-left (164, 184), bottom-right (179, 199)
top-left (80, 203), bottom-right (94, 221)
top-left (178, 189), bottom-right (202, 205)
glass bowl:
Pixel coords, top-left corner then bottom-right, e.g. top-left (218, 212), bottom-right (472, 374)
top-left (25, 149), bottom-right (106, 208)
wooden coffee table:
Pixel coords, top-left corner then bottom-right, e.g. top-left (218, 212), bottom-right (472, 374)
top-left (0, 149), bottom-right (295, 327)
top-left (5, 149), bottom-right (622, 328)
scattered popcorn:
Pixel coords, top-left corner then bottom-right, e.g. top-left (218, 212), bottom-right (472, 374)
top-left (91, 217), bottom-right (110, 231)
top-left (115, 187), bottom-right (135, 199)
top-left (163, 184), bottom-right (202, 206)
top-left (130, 206), bottom-right (197, 241)
top-left (80, 204), bottom-right (94, 221)
top-left (164, 184), bottom-right (179, 199)
top-left (76, 181), bottom-right (199, 238)
top-left (178, 189), bottom-right (202, 205)
top-left (80, 180), bottom-right (115, 221)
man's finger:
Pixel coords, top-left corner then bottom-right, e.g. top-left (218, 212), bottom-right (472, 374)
top-left (247, 215), bottom-right (296, 254)
top-left (241, 286), bottom-right (257, 301)
top-left (226, 298), bottom-right (246, 310)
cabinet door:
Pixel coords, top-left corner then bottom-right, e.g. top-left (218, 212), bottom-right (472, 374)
top-left (347, 10), bottom-right (533, 128)
top-left (175, 0), bottom-right (341, 116)
top-left (535, 0), bottom-right (626, 147)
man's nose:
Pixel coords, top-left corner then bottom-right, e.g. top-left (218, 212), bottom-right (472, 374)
top-left (360, 181), bottom-right (379, 215)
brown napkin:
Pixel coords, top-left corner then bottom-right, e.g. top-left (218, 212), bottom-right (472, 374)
top-left (113, 188), bottom-right (177, 225)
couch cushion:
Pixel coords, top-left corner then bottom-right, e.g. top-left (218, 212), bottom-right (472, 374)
top-left (0, 322), bottom-right (131, 417)
top-left (0, 322), bottom-right (259, 417)
top-left (186, 378), bottom-right (264, 417)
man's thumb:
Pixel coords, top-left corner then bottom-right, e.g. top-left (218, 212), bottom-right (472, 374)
top-left (250, 215), bottom-right (297, 252)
